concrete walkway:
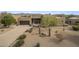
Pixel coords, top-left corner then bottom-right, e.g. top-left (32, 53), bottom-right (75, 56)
top-left (0, 25), bottom-right (31, 47)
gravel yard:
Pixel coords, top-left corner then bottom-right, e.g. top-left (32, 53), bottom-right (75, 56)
top-left (22, 26), bottom-right (79, 47)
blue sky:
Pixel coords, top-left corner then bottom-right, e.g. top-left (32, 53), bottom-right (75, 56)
top-left (1, 11), bottom-right (79, 15)
top-left (0, 0), bottom-right (79, 15)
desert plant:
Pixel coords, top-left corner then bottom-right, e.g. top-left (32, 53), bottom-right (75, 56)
top-left (17, 34), bottom-right (26, 40)
top-left (1, 13), bottom-right (16, 27)
top-left (29, 28), bottom-right (33, 33)
top-left (75, 23), bottom-right (79, 25)
top-left (13, 40), bottom-right (24, 47)
top-left (41, 15), bottom-right (58, 26)
top-left (55, 33), bottom-right (64, 42)
top-left (48, 27), bottom-right (51, 36)
top-left (39, 26), bottom-right (41, 35)
top-left (1, 29), bottom-right (4, 32)
top-left (26, 28), bottom-right (33, 33)
top-left (55, 30), bottom-right (58, 33)
top-left (34, 43), bottom-right (40, 47)
top-left (72, 25), bottom-right (79, 31)
top-left (40, 33), bottom-right (47, 37)
top-left (41, 15), bottom-right (58, 37)
top-left (12, 34), bottom-right (26, 47)
top-left (14, 34), bottom-right (26, 47)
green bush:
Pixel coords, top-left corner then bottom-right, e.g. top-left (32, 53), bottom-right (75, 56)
top-left (17, 34), bottom-right (26, 40)
top-left (72, 25), bottom-right (79, 31)
top-left (41, 15), bottom-right (58, 27)
top-left (1, 13), bottom-right (16, 27)
top-left (13, 40), bottom-right (24, 47)
top-left (75, 23), bottom-right (79, 25)
top-left (1, 30), bottom-right (4, 32)
top-left (12, 34), bottom-right (26, 47)
top-left (34, 43), bottom-right (40, 47)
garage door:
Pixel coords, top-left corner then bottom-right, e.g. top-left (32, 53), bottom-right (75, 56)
top-left (20, 21), bottom-right (30, 25)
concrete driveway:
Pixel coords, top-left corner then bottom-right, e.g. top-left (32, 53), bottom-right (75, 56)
top-left (0, 25), bottom-right (31, 47)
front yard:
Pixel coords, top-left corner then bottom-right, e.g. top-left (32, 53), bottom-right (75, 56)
top-left (22, 26), bottom-right (79, 47)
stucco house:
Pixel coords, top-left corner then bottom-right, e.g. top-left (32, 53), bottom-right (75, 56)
top-left (65, 17), bottom-right (79, 25)
top-left (18, 15), bottom-right (31, 25)
top-left (16, 14), bottom-right (42, 26)
top-left (2, 13), bottom-right (78, 27)
top-left (13, 14), bottom-right (67, 26)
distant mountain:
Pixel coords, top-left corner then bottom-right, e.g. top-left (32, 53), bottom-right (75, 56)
top-left (0, 11), bottom-right (79, 15)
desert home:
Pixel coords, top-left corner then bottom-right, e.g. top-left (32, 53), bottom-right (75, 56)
top-left (1, 12), bottom-right (79, 27)
top-left (65, 17), bottom-right (79, 25)
top-left (12, 14), bottom-right (67, 26)
top-left (0, 12), bottom-right (79, 47)
top-left (12, 14), bottom-right (42, 26)
top-left (18, 14), bottom-right (42, 26)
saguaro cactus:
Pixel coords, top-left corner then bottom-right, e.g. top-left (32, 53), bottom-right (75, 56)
top-left (48, 26), bottom-right (51, 37)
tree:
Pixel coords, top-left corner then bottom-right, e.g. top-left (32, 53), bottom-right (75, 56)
top-left (41, 15), bottom-right (58, 26)
top-left (41, 15), bottom-right (58, 37)
top-left (64, 14), bottom-right (75, 19)
top-left (1, 13), bottom-right (16, 27)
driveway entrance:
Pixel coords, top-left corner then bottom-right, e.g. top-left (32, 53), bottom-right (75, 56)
top-left (0, 25), bottom-right (31, 47)
top-left (32, 18), bottom-right (41, 26)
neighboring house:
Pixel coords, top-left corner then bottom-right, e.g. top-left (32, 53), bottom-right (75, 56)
top-left (65, 17), bottom-right (79, 25)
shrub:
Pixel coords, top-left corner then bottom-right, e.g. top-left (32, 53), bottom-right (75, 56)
top-left (75, 23), bottom-right (79, 25)
top-left (12, 34), bottom-right (26, 47)
top-left (29, 28), bottom-right (33, 33)
top-left (55, 30), bottom-right (58, 33)
top-left (25, 28), bottom-right (33, 33)
top-left (40, 33), bottom-right (47, 37)
top-left (1, 30), bottom-right (4, 32)
top-left (72, 25), bottom-right (79, 31)
top-left (1, 13), bottom-right (16, 27)
top-left (34, 43), bottom-right (40, 47)
top-left (13, 40), bottom-right (24, 47)
top-left (55, 33), bottom-right (63, 42)
top-left (17, 34), bottom-right (26, 40)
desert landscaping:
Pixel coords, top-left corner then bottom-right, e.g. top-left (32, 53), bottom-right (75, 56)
top-left (0, 12), bottom-right (79, 47)
top-left (20, 26), bottom-right (79, 47)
